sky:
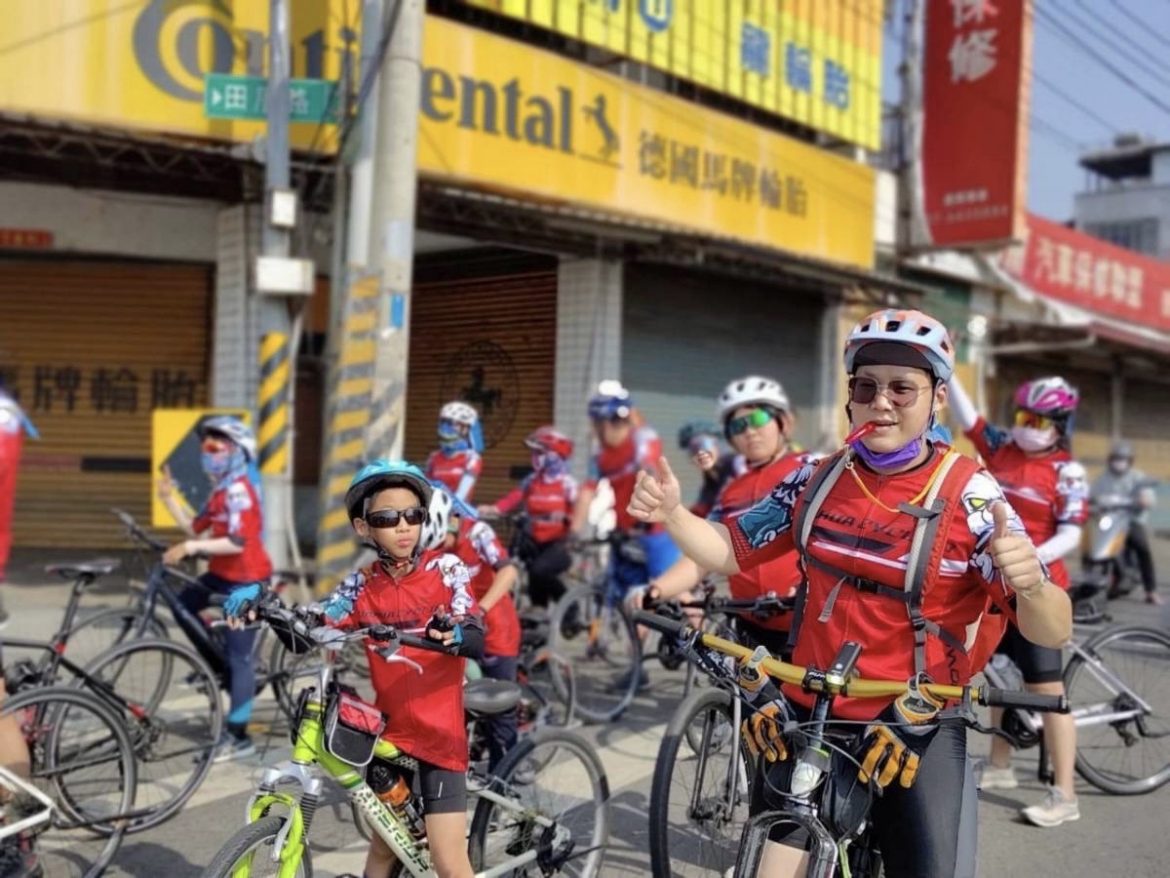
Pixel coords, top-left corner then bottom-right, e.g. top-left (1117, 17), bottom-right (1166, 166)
top-left (883, 0), bottom-right (1170, 223)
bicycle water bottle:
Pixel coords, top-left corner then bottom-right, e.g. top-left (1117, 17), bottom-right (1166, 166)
top-left (989, 654), bottom-right (1024, 691)
top-left (369, 762), bottom-right (426, 839)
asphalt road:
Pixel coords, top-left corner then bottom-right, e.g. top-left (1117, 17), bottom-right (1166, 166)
top-left (5, 547), bottom-right (1169, 877)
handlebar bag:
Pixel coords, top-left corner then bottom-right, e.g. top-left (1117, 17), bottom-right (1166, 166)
top-left (324, 687), bottom-right (387, 766)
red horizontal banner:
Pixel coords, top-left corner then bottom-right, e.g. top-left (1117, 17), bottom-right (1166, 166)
top-left (1001, 213), bottom-right (1170, 333)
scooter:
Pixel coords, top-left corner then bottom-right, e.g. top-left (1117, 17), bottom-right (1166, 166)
top-left (1078, 479), bottom-right (1157, 605)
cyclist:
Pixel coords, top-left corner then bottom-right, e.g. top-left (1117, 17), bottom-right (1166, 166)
top-left (948, 373), bottom-right (1087, 827)
top-left (641, 376), bottom-right (817, 658)
top-left (480, 426), bottom-right (578, 609)
top-left (0, 648), bottom-right (37, 876)
top-left (426, 401), bottom-right (483, 502)
top-left (678, 421), bottom-right (743, 518)
top-left (426, 482), bottom-right (520, 773)
top-left (157, 415), bottom-right (271, 762)
top-left (629, 309), bottom-right (1072, 878)
top-left (1092, 440), bottom-right (1161, 605)
top-left (320, 461), bottom-right (483, 878)
top-left (0, 388), bottom-right (36, 627)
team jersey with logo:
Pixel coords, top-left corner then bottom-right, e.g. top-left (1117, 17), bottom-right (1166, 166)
top-left (425, 448), bottom-right (483, 502)
top-left (966, 417), bottom-right (1089, 588)
top-left (450, 518), bottom-right (521, 658)
top-left (728, 447), bottom-right (1027, 720)
top-left (494, 472), bottom-right (579, 544)
top-left (318, 556), bottom-right (482, 772)
top-left (586, 426), bottom-right (663, 532)
top-left (191, 475), bottom-right (273, 583)
top-left (711, 451), bottom-right (820, 633)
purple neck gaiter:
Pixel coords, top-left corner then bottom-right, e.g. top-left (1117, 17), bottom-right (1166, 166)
top-left (850, 436), bottom-right (924, 471)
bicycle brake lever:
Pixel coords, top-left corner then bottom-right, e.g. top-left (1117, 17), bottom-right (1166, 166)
top-left (375, 648), bottom-right (424, 675)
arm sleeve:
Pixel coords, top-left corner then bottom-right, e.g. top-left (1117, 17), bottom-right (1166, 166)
top-left (493, 485), bottom-right (525, 515)
top-left (946, 374), bottom-right (981, 432)
top-left (1037, 523), bottom-right (1082, 565)
top-left (1054, 460), bottom-right (1090, 526)
top-left (583, 454), bottom-right (601, 491)
top-left (316, 570), bottom-right (365, 629)
top-left (469, 521), bottom-right (508, 570)
top-left (963, 470), bottom-right (1050, 596)
top-left (725, 461), bottom-right (817, 570)
top-left (454, 456), bottom-right (480, 502)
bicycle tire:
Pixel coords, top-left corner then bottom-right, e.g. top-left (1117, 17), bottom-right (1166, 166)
top-left (650, 686), bottom-right (748, 878)
top-left (548, 582), bottom-right (640, 723)
top-left (468, 727), bottom-right (610, 877)
top-left (3, 685), bottom-right (137, 877)
top-left (62, 606), bottom-right (169, 665)
top-left (1063, 624), bottom-right (1170, 795)
top-left (201, 814), bottom-right (314, 878)
top-left (81, 637), bottom-right (222, 830)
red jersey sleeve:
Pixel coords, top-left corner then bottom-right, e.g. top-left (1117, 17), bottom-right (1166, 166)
top-left (965, 416), bottom-right (1013, 464)
top-left (493, 486), bottom-right (525, 515)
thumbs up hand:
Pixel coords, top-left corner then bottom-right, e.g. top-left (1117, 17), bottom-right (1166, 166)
top-left (628, 456), bottom-right (682, 525)
top-left (989, 501), bottom-right (1045, 598)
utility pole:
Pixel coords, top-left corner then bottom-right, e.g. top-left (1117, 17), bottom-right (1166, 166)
top-left (365, 0), bottom-right (424, 461)
top-left (257, 0), bottom-right (294, 570)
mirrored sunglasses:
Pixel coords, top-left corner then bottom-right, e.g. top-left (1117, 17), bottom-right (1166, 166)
top-left (727, 408), bottom-right (773, 437)
top-left (1013, 409), bottom-right (1053, 430)
top-left (848, 377), bottom-right (930, 407)
top-left (365, 507), bottom-right (426, 529)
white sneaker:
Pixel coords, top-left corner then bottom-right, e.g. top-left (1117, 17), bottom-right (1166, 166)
top-left (974, 760), bottom-right (1018, 790)
top-left (1021, 787), bottom-right (1080, 828)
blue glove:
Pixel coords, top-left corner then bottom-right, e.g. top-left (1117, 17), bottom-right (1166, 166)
top-left (224, 583), bottom-right (263, 620)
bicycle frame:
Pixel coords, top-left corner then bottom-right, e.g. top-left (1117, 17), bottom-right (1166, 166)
top-left (0, 765), bottom-right (54, 841)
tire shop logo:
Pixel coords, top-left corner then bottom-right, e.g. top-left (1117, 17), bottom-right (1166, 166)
top-left (441, 341), bottom-right (520, 450)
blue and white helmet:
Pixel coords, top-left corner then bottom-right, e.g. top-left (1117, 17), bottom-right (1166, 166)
top-left (345, 460), bottom-right (433, 522)
top-left (198, 415), bottom-right (257, 461)
top-left (587, 379), bottom-right (633, 421)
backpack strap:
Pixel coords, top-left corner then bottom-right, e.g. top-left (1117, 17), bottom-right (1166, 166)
top-left (793, 450), bottom-right (852, 557)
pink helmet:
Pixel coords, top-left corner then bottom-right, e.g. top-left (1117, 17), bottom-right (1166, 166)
top-left (1014, 376), bottom-right (1079, 418)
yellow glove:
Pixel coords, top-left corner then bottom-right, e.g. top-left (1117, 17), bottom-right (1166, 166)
top-left (857, 684), bottom-right (946, 790)
top-left (742, 701), bottom-right (790, 764)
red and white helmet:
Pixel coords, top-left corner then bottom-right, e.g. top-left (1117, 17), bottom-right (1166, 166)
top-left (844, 309), bottom-right (956, 382)
top-left (524, 426), bottom-right (574, 460)
top-left (439, 401), bottom-right (478, 426)
top-left (1014, 377), bottom-right (1079, 419)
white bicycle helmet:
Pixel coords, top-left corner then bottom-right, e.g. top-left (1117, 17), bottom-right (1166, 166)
top-left (422, 480), bottom-right (479, 551)
top-left (843, 309), bottom-right (956, 382)
top-left (439, 401), bottom-right (479, 426)
top-left (198, 415), bottom-right (258, 461)
top-left (717, 376), bottom-right (791, 422)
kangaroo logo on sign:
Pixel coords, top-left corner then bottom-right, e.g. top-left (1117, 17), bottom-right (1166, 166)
top-left (440, 341), bottom-right (520, 451)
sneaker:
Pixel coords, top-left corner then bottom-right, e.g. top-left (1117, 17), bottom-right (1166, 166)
top-left (211, 733), bottom-right (256, 763)
top-left (613, 665), bottom-right (650, 693)
top-left (1021, 787), bottom-right (1080, 827)
top-left (973, 760), bottom-right (1018, 790)
top-left (1145, 592), bottom-right (1165, 606)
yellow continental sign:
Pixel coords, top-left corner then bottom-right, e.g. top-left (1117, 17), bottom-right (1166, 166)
top-left (151, 408), bottom-right (250, 528)
top-left (419, 16), bottom-right (874, 269)
top-left (0, 1), bottom-right (350, 149)
top-left (463, 0), bottom-right (882, 150)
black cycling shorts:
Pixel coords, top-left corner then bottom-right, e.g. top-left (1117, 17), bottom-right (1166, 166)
top-left (368, 757), bottom-right (467, 814)
top-left (996, 624), bottom-right (1063, 684)
top-left (751, 713), bottom-right (977, 878)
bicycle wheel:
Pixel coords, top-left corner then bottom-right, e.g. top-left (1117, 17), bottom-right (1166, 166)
top-left (2, 685), bottom-right (137, 877)
top-left (468, 728), bottom-right (609, 877)
top-left (548, 583), bottom-right (640, 723)
top-left (201, 814), bottom-right (314, 877)
top-left (521, 649), bottom-right (576, 729)
top-left (82, 638), bottom-right (222, 830)
top-left (1063, 624), bottom-right (1170, 794)
top-left (62, 606), bottom-right (168, 667)
top-left (650, 687), bottom-right (749, 878)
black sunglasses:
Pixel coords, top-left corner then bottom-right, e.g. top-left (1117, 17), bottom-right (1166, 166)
top-left (365, 507), bottom-right (426, 529)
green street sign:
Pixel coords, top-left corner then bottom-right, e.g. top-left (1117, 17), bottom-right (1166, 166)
top-left (203, 73), bottom-right (339, 123)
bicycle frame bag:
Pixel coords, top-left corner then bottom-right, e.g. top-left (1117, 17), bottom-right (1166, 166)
top-left (324, 687), bottom-right (386, 766)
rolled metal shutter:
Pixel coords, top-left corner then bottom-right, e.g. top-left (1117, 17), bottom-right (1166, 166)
top-left (405, 256), bottom-right (557, 506)
top-left (0, 260), bottom-right (211, 548)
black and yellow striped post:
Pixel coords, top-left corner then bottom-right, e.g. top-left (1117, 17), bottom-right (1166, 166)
top-left (258, 331), bottom-right (291, 475)
top-left (315, 273), bottom-right (380, 594)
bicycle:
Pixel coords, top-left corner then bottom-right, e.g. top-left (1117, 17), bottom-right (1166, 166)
top-left (983, 622), bottom-right (1170, 794)
top-left (201, 602), bottom-right (610, 877)
top-left (645, 593), bottom-right (795, 878)
top-left (0, 684), bottom-right (139, 877)
top-left (634, 610), bottom-right (1067, 878)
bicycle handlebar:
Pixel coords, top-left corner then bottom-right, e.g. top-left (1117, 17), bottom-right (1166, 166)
top-left (632, 611), bottom-right (1068, 713)
top-left (112, 508), bottom-right (167, 552)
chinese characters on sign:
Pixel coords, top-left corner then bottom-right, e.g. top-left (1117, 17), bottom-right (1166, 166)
top-left (0, 229), bottom-right (53, 249)
top-left (1001, 214), bottom-right (1170, 333)
top-left (949, 0), bottom-right (999, 82)
top-left (636, 130), bottom-right (808, 216)
top-left (1, 365), bottom-right (200, 413)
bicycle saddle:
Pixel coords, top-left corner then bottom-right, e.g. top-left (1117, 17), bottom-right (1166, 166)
top-left (45, 558), bottom-right (120, 582)
top-left (464, 678), bottom-right (523, 717)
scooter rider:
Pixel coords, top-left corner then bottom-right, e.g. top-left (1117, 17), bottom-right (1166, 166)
top-left (1092, 441), bottom-right (1160, 605)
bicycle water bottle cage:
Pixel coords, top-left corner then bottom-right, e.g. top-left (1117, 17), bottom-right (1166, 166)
top-left (324, 686), bottom-right (387, 766)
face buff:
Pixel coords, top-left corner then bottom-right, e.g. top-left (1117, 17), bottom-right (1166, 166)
top-left (1011, 425), bottom-right (1058, 453)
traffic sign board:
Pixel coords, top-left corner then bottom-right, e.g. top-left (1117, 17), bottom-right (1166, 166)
top-left (203, 73), bottom-right (340, 123)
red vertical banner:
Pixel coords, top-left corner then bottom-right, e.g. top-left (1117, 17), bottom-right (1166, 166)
top-left (916, 0), bottom-right (1032, 248)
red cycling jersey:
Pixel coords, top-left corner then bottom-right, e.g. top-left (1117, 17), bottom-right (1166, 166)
top-left (966, 417), bottom-right (1088, 588)
top-left (729, 447), bottom-right (1024, 720)
top-left (192, 475), bottom-right (273, 584)
top-left (711, 451), bottom-right (820, 634)
top-left (586, 426), bottom-right (663, 532)
top-left (450, 518), bottom-right (521, 658)
top-left (318, 555), bottom-right (481, 772)
top-left (426, 448), bottom-right (483, 502)
top-left (495, 472), bottom-right (579, 544)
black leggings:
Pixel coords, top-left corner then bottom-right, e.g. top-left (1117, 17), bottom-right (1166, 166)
top-left (521, 539), bottom-right (571, 607)
top-left (752, 716), bottom-right (977, 878)
top-left (1126, 525), bottom-right (1158, 594)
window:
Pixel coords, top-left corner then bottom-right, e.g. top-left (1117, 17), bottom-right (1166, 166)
top-left (1082, 218), bottom-right (1160, 256)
